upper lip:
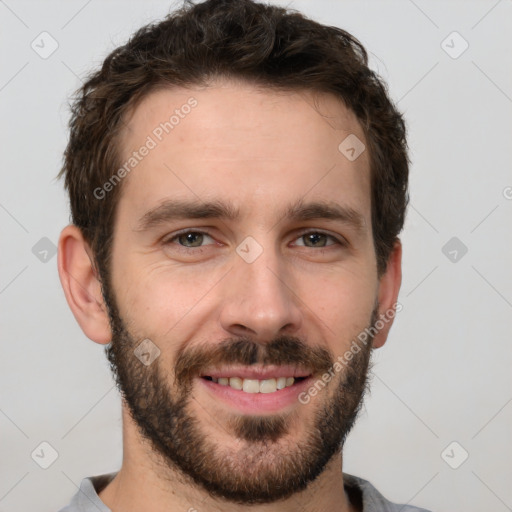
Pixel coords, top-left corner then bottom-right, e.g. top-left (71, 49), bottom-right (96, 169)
top-left (200, 365), bottom-right (312, 380)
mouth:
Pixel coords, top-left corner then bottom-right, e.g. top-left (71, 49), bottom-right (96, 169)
top-left (201, 375), bottom-right (308, 394)
top-left (198, 366), bottom-right (314, 414)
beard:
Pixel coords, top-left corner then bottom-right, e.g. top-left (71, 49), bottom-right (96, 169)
top-left (101, 276), bottom-right (377, 505)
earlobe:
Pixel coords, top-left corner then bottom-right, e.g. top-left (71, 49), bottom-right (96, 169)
top-left (372, 239), bottom-right (403, 349)
top-left (57, 224), bottom-right (112, 345)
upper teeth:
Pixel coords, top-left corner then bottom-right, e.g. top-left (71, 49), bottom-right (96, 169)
top-left (212, 377), bottom-right (295, 393)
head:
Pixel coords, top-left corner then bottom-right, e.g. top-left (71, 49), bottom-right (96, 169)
top-left (58, 0), bottom-right (407, 505)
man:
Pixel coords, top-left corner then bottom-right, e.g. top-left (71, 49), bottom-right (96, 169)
top-left (56, 0), bottom-right (430, 510)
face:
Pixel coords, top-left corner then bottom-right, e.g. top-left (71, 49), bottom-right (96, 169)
top-left (102, 80), bottom-right (382, 504)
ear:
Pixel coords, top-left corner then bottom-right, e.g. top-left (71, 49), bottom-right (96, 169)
top-left (371, 239), bottom-right (402, 349)
top-left (57, 224), bottom-right (112, 345)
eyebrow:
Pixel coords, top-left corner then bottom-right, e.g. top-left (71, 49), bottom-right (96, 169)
top-left (136, 198), bottom-right (367, 233)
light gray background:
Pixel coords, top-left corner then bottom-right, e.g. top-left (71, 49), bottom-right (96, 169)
top-left (1, 1), bottom-right (511, 511)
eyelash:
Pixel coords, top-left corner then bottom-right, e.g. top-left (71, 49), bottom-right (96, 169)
top-left (162, 229), bottom-right (346, 251)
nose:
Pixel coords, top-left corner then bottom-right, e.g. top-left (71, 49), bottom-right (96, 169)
top-left (219, 244), bottom-right (303, 344)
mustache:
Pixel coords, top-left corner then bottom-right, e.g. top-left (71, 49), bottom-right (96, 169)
top-left (174, 336), bottom-right (335, 388)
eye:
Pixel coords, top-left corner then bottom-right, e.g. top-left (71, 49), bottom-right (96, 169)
top-left (164, 230), bottom-right (216, 248)
top-left (162, 229), bottom-right (346, 252)
top-left (293, 230), bottom-right (345, 248)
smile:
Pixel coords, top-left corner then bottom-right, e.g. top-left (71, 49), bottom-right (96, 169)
top-left (202, 376), bottom-right (307, 393)
top-left (199, 367), bottom-right (314, 414)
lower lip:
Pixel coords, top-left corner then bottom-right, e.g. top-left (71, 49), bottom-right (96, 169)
top-left (199, 376), bottom-right (313, 414)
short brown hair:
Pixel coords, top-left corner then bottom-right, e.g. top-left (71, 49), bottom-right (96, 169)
top-left (59, 0), bottom-right (409, 279)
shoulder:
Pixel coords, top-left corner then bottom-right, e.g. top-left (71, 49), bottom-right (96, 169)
top-left (343, 473), bottom-right (433, 512)
top-left (56, 472), bottom-right (116, 512)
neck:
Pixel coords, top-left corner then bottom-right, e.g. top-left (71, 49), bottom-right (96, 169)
top-left (98, 407), bottom-right (359, 512)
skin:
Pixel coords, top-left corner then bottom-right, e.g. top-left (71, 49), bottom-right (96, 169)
top-left (58, 79), bottom-right (402, 512)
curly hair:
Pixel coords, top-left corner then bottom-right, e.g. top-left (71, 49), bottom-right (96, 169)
top-left (59, 0), bottom-right (409, 279)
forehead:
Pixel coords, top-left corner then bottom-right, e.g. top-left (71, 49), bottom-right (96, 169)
top-left (116, 80), bottom-right (371, 228)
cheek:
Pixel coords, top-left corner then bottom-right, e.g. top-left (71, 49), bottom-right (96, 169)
top-left (301, 267), bottom-right (377, 347)
top-left (116, 262), bottom-right (223, 336)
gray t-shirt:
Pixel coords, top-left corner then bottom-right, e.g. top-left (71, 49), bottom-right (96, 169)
top-left (57, 472), bottom-right (432, 512)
